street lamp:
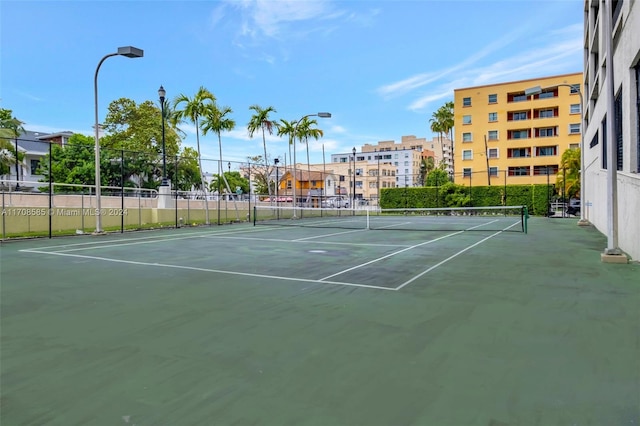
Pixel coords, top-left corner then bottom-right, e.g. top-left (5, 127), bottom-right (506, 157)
top-left (273, 158), bottom-right (280, 206)
top-left (352, 147), bottom-right (356, 209)
top-left (292, 112), bottom-right (331, 213)
top-left (158, 85), bottom-right (168, 186)
top-left (14, 137), bottom-right (19, 190)
top-left (525, 83), bottom-right (586, 224)
top-left (94, 46), bottom-right (143, 234)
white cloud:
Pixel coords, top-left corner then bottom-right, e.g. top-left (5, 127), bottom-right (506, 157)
top-left (380, 18), bottom-right (583, 114)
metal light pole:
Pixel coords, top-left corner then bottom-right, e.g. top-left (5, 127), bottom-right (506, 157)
top-left (274, 158), bottom-right (279, 218)
top-left (158, 85), bottom-right (168, 186)
top-left (547, 167), bottom-right (551, 217)
top-left (94, 46), bottom-right (143, 234)
top-left (352, 147), bottom-right (356, 209)
top-left (14, 137), bottom-right (19, 190)
top-left (292, 112), bottom-right (331, 214)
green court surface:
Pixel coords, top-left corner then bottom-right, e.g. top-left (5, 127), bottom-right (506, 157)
top-left (1, 218), bottom-right (638, 425)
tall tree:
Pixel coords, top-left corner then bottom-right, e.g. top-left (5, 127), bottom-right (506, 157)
top-left (556, 148), bottom-right (581, 199)
top-left (277, 119), bottom-right (297, 201)
top-left (429, 112), bottom-right (445, 168)
top-left (173, 87), bottom-right (216, 224)
top-left (0, 108), bottom-right (25, 182)
top-left (296, 117), bottom-right (324, 203)
top-left (201, 103), bottom-right (238, 222)
top-left (174, 147), bottom-right (203, 192)
top-left (101, 98), bottom-right (182, 189)
top-left (429, 101), bottom-right (454, 173)
top-left (247, 105), bottom-right (278, 196)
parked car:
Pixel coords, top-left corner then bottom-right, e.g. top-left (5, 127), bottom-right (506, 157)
top-left (321, 196), bottom-right (349, 208)
top-left (566, 198), bottom-right (581, 216)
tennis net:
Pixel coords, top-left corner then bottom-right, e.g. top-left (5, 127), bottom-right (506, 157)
top-left (254, 205), bottom-right (528, 233)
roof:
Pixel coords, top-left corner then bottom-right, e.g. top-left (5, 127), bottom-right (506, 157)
top-left (13, 130), bottom-right (55, 156)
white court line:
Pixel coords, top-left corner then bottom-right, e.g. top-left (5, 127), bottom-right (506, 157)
top-left (19, 226), bottom-right (279, 254)
top-left (395, 220), bottom-right (521, 290)
top-left (293, 228), bottom-right (365, 241)
top-left (319, 231), bottom-right (464, 281)
top-left (19, 249), bottom-right (396, 291)
top-left (206, 234), bottom-right (407, 248)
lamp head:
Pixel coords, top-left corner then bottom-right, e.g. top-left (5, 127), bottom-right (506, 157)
top-left (317, 112), bottom-right (331, 118)
top-left (352, 147), bottom-right (356, 155)
top-left (158, 85), bottom-right (166, 101)
top-left (524, 86), bottom-right (542, 96)
top-left (117, 46), bottom-right (144, 58)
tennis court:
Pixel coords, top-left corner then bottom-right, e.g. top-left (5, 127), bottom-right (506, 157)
top-left (1, 216), bottom-right (638, 425)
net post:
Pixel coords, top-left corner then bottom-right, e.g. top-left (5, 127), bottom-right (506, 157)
top-left (522, 206), bottom-right (528, 234)
top-left (253, 206), bottom-right (256, 226)
top-left (366, 209), bottom-right (370, 230)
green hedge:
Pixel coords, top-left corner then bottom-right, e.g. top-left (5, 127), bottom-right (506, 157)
top-left (380, 184), bottom-right (554, 216)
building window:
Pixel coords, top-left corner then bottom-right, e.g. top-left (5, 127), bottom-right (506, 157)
top-left (509, 111), bottom-right (529, 121)
top-left (488, 112), bottom-right (497, 122)
top-left (602, 115), bottom-right (608, 169)
top-left (636, 62), bottom-right (640, 172)
top-left (463, 97), bottom-right (471, 107)
top-left (463, 115), bottom-right (472, 125)
top-left (536, 108), bottom-right (558, 118)
top-left (569, 123), bottom-right (581, 134)
top-left (463, 168), bottom-right (472, 177)
top-left (533, 165), bottom-right (558, 175)
top-left (570, 104), bottom-right (581, 114)
top-left (488, 130), bottom-right (498, 140)
top-left (508, 166), bottom-right (530, 176)
top-left (570, 84), bottom-right (580, 94)
top-left (287, 180), bottom-right (292, 189)
top-left (462, 132), bottom-right (472, 142)
top-left (536, 127), bottom-right (557, 137)
top-left (462, 150), bottom-right (473, 160)
top-left (538, 91), bottom-right (555, 99)
top-left (615, 89), bottom-right (623, 171)
top-left (30, 159), bottom-right (41, 173)
top-left (535, 146), bottom-right (558, 156)
top-left (508, 129), bottom-right (530, 140)
top-left (489, 167), bottom-right (498, 176)
top-left (487, 148), bottom-right (498, 158)
top-left (488, 94), bottom-right (497, 104)
top-left (507, 148), bottom-right (531, 158)
top-left (509, 92), bottom-right (528, 102)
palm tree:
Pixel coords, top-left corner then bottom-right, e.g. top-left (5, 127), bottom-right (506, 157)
top-left (556, 148), bottom-right (581, 199)
top-left (296, 117), bottom-right (324, 205)
top-left (277, 119), bottom-right (297, 202)
top-left (173, 87), bottom-right (216, 224)
top-left (429, 113), bottom-right (445, 168)
top-left (247, 105), bottom-right (278, 196)
top-left (0, 113), bottom-right (25, 185)
top-left (438, 101), bottom-right (454, 176)
top-left (201, 103), bottom-right (238, 223)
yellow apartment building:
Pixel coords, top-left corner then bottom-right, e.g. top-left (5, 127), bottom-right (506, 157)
top-left (453, 73), bottom-right (583, 186)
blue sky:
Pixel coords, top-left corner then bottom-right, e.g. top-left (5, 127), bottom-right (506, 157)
top-left (1, 0), bottom-right (583, 171)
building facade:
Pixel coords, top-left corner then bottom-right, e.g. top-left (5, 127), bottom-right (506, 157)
top-left (583, 0), bottom-right (639, 261)
top-left (453, 73), bottom-right (583, 186)
top-left (329, 135), bottom-right (434, 202)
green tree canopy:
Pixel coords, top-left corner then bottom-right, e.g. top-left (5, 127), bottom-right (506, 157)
top-left (425, 169), bottom-right (449, 186)
top-left (556, 148), bottom-right (581, 199)
top-left (0, 108), bottom-right (25, 176)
